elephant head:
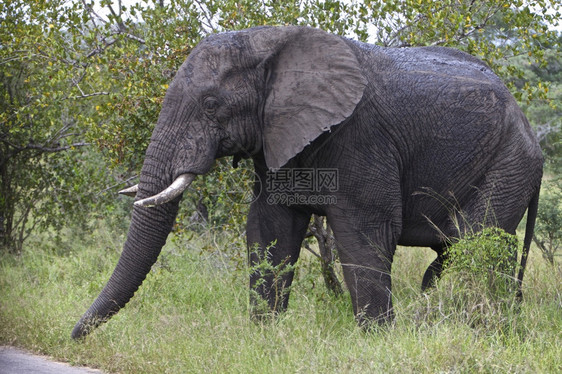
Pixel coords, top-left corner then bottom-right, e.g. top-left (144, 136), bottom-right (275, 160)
top-left (71, 26), bottom-right (367, 339)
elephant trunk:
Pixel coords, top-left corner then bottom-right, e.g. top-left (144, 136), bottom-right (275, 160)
top-left (72, 141), bottom-right (189, 340)
top-left (71, 200), bottom-right (179, 339)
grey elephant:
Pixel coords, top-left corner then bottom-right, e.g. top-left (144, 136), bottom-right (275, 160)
top-left (72, 26), bottom-right (542, 339)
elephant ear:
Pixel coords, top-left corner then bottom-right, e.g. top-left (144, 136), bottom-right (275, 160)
top-left (257, 27), bottom-right (367, 170)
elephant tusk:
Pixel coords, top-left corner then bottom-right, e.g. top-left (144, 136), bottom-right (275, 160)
top-left (118, 184), bottom-right (139, 197)
top-left (134, 173), bottom-right (196, 208)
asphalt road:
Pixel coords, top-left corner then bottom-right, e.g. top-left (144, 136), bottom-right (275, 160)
top-left (0, 347), bottom-right (102, 374)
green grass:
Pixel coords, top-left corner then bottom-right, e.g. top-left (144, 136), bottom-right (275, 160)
top-left (1, 222), bottom-right (561, 373)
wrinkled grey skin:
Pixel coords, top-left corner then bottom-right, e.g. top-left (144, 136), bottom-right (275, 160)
top-left (72, 26), bottom-right (543, 339)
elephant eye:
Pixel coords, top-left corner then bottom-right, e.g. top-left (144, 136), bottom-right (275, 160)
top-left (203, 96), bottom-right (219, 116)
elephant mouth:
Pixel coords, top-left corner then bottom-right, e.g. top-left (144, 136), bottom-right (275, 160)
top-left (121, 173), bottom-right (197, 208)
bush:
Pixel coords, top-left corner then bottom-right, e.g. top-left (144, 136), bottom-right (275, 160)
top-left (414, 228), bottom-right (520, 331)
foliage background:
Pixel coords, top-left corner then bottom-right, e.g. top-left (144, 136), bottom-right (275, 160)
top-left (1, 0), bottom-right (561, 252)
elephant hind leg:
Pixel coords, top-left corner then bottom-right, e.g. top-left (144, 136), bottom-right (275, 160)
top-left (329, 218), bottom-right (399, 326)
top-left (421, 244), bottom-right (447, 291)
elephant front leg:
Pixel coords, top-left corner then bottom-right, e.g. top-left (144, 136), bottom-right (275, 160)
top-left (246, 200), bottom-right (311, 319)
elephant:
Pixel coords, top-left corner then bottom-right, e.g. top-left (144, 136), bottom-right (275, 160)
top-left (71, 26), bottom-right (543, 339)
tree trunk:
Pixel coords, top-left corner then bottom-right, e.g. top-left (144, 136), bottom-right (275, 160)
top-left (308, 215), bottom-right (343, 295)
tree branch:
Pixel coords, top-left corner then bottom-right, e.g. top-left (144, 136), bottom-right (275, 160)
top-left (24, 142), bottom-right (90, 152)
top-left (122, 32), bottom-right (146, 44)
top-left (302, 241), bottom-right (321, 259)
top-left (71, 92), bottom-right (110, 99)
top-left (193, 0), bottom-right (219, 33)
top-left (0, 138), bottom-right (89, 153)
top-left (96, 174), bottom-right (139, 196)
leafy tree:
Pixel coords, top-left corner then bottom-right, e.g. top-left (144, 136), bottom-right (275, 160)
top-left (0, 0), bottom-right (122, 252)
top-left (516, 40), bottom-right (562, 173)
top-left (360, 0), bottom-right (560, 99)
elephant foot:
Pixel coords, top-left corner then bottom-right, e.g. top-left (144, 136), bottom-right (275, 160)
top-left (356, 307), bottom-right (395, 332)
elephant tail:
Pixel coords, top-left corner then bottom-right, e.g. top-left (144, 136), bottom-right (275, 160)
top-left (516, 188), bottom-right (540, 300)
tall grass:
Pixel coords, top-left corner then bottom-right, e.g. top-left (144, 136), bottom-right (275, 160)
top-left (1, 221), bottom-right (561, 373)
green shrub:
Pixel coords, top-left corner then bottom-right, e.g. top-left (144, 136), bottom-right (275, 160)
top-left (444, 228), bottom-right (519, 296)
top-left (414, 228), bottom-right (520, 331)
